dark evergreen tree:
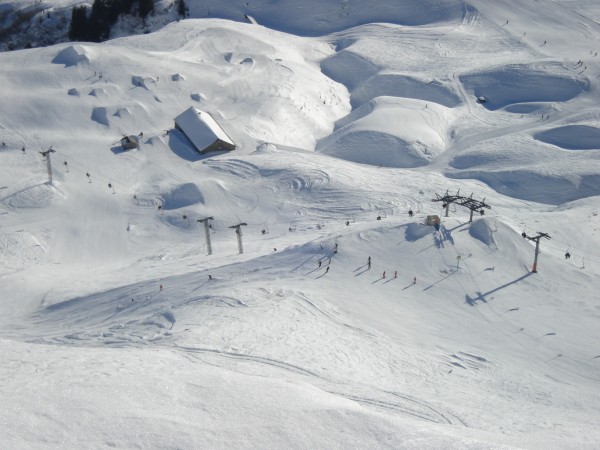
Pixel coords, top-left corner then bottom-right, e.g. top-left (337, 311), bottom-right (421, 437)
top-left (68, 5), bottom-right (88, 41)
top-left (139, 0), bottom-right (154, 19)
top-left (87, 0), bottom-right (110, 42)
top-left (177, 0), bottom-right (187, 18)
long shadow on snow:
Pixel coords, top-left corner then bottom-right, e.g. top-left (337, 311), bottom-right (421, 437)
top-left (465, 272), bottom-right (533, 306)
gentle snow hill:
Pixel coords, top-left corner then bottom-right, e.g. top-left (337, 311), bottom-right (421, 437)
top-left (316, 97), bottom-right (454, 167)
top-left (1, 1), bottom-right (600, 449)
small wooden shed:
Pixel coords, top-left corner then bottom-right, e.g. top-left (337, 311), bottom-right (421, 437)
top-left (120, 135), bottom-right (139, 150)
top-left (425, 215), bottom-right (441, 230)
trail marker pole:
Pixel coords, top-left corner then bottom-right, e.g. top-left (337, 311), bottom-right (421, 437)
top-left (198, 217), bottom-right (214, 255)
top-left (229, 222), bottom-right (247, 254)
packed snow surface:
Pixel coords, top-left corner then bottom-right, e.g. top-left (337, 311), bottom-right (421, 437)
top-left (1, 0), bottom-right (600, 448)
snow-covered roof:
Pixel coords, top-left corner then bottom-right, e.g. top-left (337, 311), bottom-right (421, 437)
top-left (174, 107), bottom-right (234, 151)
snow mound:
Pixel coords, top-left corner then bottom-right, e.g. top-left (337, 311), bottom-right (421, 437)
top-left (405, 222), bottom-right (433, 241)
top-left (89, 88), bottom-right (108, 98)
top-left (51, 44), bottom-right (91, 67)
top-left (534, 125), bottom-right (600, 150)
top-left (352, 74), bottom-right (461, 109)
top-left (317, 97), bottom-right (451, 168)
top-left (190, 92), bottom-right (206, 102)
top-left (469, 218), bottom-right (495, 246)
top-left (161, 183), bottom-right (205, 210)
top-left (255, 142), bottom-right (277, 153)
top-left (91, 107), bottom-right (109, 126)
top-left (460, 64), bottom-right (588, 111)
top-left (113, 107), bottom-right (132, 119)
top-left (131, 75), bottom-right (156, 89)
top-left (239, 57), bottom-right (255, 68)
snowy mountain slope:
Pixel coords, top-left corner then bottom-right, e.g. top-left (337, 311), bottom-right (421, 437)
top-left (1, 1), bottom-right (600, 448)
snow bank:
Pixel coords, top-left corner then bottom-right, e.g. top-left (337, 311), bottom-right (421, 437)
top-left (405, 222), bottom-right (433, 241)
top-left (469, 218), bottom-right (495, 246)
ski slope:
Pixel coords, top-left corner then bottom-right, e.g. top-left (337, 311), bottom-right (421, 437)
top-left (1, 0), bottom-right (599, 448)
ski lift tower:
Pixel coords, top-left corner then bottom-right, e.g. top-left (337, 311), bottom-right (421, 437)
top-left (522, 231), bottom-right (551, 273)
top-left (456, 194), bottom-right (491, 222)
top-left (229, 222), bottom-right (247, 254)
top-left (432, 190), bottom-right (462, 217)
top-left (39, 146), bottom-right (56, 184)
top-left (197, 216), bottom-right (214, 255)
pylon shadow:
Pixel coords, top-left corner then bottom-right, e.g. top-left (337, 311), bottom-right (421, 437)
top-left (465, 272), bottom-right (533, 306)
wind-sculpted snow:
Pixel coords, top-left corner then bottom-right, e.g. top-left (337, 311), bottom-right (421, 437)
top-left (460, 64), bottom-right (589, 111)
top-left (2, 2), bottom-right (600, 448)
top-left (352, 74), bottom-right (462, 109)
top-left (321, 52), bottom-right (461, 109)
top-left (534, 125), bottom-right (600, 150)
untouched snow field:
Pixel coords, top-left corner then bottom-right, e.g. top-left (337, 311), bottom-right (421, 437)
top-left (1, 0), bottom-right (599, 448)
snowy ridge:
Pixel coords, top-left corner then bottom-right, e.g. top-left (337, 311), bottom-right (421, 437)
top-left (1, 1), bottom-right (600, 448)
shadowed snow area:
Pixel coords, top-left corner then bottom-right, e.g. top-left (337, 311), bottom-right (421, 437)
top-left (1, 0), bottom-right (600, 448)
top-left (449, 131), bottom-right (600, 204)
top-left (460, 63), bottom-right (589, 111)
top-left (352, 74), bottom-right (462, 109)
top-left (161, 183), bottom-right (205, 210)
top-left (534, 125), bottom-right (600, 150)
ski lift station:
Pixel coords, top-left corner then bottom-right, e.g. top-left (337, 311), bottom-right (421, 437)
top-left (174, 107), bottom-right (236, 154)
